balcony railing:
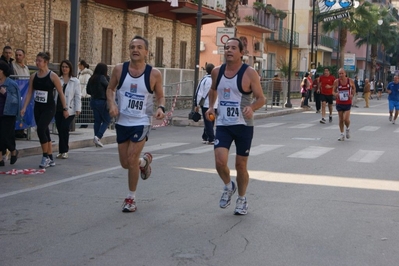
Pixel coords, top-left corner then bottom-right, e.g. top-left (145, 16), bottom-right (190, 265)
top-left (309, 33), bottom-right (338, 50)
top-left (237, 6), bottom-right (279, 32)
top-left (265, 27), bottom-right (299, 46)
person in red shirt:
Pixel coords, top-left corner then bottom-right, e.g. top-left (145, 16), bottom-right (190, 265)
top-left (317, 68), bottom-right (335, 124)
top-left (333, 68), bottom-right (355, 141)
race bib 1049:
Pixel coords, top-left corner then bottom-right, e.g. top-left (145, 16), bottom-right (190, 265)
top-left (120, 91), bottom-right (145, 117)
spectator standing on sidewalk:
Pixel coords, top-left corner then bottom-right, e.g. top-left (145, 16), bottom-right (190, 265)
top-left (300, 73), bottom-right (310, 108)
top-left (271, 73), bottom-right (282, 106)
top-left (195, 63), bottom-right (217, 144)
top-left (306, 72), bottom-right (313, 102)
top-left (106, 35), bottom-right (165, 212)
top-left (21, 52), bottom-right (69, 168)
top-left (205, 37), bottom-right (265, 215)
top-left (0, 62), bottom-right (21, 166)
top-left (55, 60), bottom-right (81, 159)
top-left (352, 75), bottom-right (359, 108)
top-left (12, 49), bottom-right (30, 76)
top-left (77, 60), bottom-right (92, 98)
top-left (86, 63), bottom-right (110, 148)
top-left (363, 78), bottom-right (370, 108)
top-left (313, 74), bottom-right (321, 113)
top-left (0, 46), bottom-right (15, 75)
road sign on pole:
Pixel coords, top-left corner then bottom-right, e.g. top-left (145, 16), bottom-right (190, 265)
top-left (216, 27), bottom-right (235, 46)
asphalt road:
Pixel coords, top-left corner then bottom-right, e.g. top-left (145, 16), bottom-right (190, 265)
top-left (1, 98), bottom-right (398, 266)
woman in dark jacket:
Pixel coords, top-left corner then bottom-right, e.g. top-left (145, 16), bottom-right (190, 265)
top-left (0, 61), bottom-right (21, 165)
top-left (86, 63), bottom-right (110, 147)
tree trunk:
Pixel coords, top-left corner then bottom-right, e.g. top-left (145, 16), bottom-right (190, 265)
top-left (339, 26), bottom-right (347, 68)
top-left (370, 44), bottom-right (377, 80)
top-left (224, 0), bottom-right (239, 28)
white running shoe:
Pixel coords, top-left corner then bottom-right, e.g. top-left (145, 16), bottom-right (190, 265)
top-left (389, 115), bottom-right (393, 122)
top-left (234, 197), bottom-right (248, 215)
top-left (345, 128), bottom-right (350, 139)
top-left (219, 181), bottom-right (236, 208)
top-left (122, 198), bottom-right (137, 212)
top-left (62, 153), bottom-right (68, 159)
top-left (93, 136), bottom-right (104, 147)
top-left (338, 135), bottom-right (345, 141)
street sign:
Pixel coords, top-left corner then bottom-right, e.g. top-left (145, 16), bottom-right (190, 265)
top-left (217, 46), bottom-right (225, 55)
top-left (344, 53), bottom-right (356, 71)
top-left (216, 27), bottom-right (235, 46)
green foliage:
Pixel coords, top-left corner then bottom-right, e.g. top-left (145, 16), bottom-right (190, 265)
top-left (277, 57), bottom-right (297, 78)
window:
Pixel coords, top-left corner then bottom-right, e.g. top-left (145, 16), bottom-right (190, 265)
top-left (179, 41), bottom-right (187, 68)
top-left (155, 37), bottom-right (164, 67)
top-left (53, 20), bottom-right (68, 63)
top-left (102, 28), bottom-right (113, 65)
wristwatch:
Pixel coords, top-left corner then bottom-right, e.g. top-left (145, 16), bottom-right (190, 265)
top-left (63, 107), bottom-right (68, 111)
top-left (158, 105), bottom-right (165, 113)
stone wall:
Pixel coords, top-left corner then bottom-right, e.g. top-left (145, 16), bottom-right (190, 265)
top-left (0, 0), bottom-right (198, 90)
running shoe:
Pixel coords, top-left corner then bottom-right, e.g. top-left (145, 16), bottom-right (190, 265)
top-left (345, 128), bottom-right (350, 139)
top-left (62, 153), bottom-right (68, 159)
top-left (338, 135), bottom-right (345, 141)
top-left (389, 115), bottom-right (393, 122)
top-left (93, 136), bottom-right (104, 147)
top-left (122, 198), bottom-right (137, 212)
top-left (393, 120), bottom-right (396, 125)
top-left (320, 118), bottom-right (326, 124)
top-left (234, 197), bottom-right (248, 215)
top-left (49, 159), bottom-right (56, 167)
top-left (140, 152), bottom-right (153, 180)
top-left (329, 116), bottom-right (333, 123)
top-left (39, 156), bottom-right (51, 168)
top-left (56, 153), bottom-right (63, 159)
top-left (219, 181), bottom-right (236, 208)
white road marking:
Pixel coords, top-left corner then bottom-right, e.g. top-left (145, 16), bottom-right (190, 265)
top-left (347, 150), bottom-right (385, 163)
top-left (178, 145), bottom-right (214, 154)
top-left (288, 123), bottom-right (314, 129)
top-left (143, 142), bottom-right (189, 152)
top-left (323, 125), bottom-right (339, 130)
top-left (179, 167), bottom-right (399, 192)
top-left (358, 126), bottom-right (380, 131)
top-left (246, 144), bottom-right (284, 156)
top-left (257, 122), bottom-right (286, 128)
top-left (288, 146), bottom-right (334, 159)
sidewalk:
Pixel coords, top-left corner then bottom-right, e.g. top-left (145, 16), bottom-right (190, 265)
top-left (15, 98), bottom-right (307, 157)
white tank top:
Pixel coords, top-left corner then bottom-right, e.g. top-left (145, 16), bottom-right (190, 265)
top-left (116, 65), bottom-right (153, 126)
top-left (216, 64), bottom-right (253, 126)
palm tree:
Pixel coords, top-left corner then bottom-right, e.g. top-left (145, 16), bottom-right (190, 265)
top-left (354, 6), bottom-right (398, 80)
top-left (321, 1), bottom-right (374, 67)
top-left (224, 0), bottom-right (240, 27)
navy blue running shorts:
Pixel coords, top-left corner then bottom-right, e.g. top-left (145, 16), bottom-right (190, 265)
top-left (214, 125), bottom-right (254, 157)
top-left (336, 104), bottom-right (351, 112)
top-left (115, 124), bottom-right (150, 144)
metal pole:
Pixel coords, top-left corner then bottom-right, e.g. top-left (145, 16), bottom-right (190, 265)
top-left (285, 0), bottom-right (295, 108)
top-left (189, 0), bottom-right (203, 119)
top-left (69, 0), bottom-right (80, 75)
top-left (310, 0), bottom-right (316, 63)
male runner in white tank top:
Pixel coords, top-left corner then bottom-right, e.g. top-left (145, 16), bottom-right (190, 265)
top-left (107, 36), bottom-right (165, 212)
top-left (206, 38), bottom-right (265, 215)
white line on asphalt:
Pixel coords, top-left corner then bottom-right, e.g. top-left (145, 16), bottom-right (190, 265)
top-left (288, 146), bottom-right (334, 159)
top-left (0, 156), bottom-right (170, 199)
top-left (347, 150), bottom-right (385, 163)
top-left (177, 145), bottom-right (214, 154)
top-left (358, 126), bottom-right (380, 131)
top-left (288, 123), bottom-right (314, 129)
top-left (257, 122), bottom-right (286, 128)
top-left (178, 167), bottom-right (399, 192)
top-left (143, 142), bottom-right (188, 152)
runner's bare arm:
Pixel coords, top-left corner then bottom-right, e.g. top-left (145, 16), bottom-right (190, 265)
top-left (21, 73), bottom-right (35, 116)
top-left (205, 67), bottom-right (220, 120)
top-left (106, 64), bottom-right (123, 117)
top-left (151, 68), bottom-right (165, 119)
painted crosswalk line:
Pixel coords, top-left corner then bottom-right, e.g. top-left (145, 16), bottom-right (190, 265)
top-left (347, 150), bottom-right (385, 163)
top-left (177, 145), bottom-right (214, 154)
top-left (257, 122), bottom-right (286, 128)
top-left (288, 146), bottom-right (334, 159)
top-left (358, 126), bottom-right (380, 131)
top-left (288, 123), bottom-right (314, 129)
top-left (144, 142), bottom-right (189, 152)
